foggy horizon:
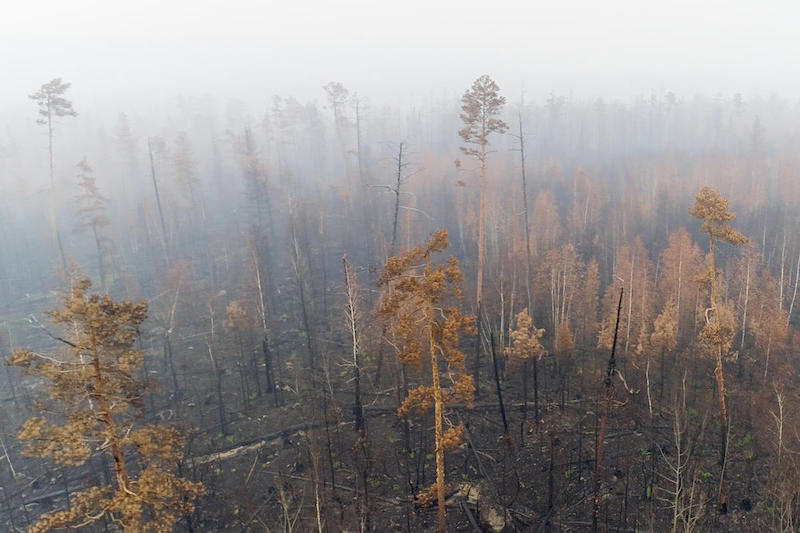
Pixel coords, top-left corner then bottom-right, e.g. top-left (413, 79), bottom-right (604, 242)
top-left (3, 0), bottom-right (800, 120)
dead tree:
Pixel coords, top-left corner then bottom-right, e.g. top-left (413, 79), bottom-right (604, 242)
top-left (593, 287), bottom-right (623, 532)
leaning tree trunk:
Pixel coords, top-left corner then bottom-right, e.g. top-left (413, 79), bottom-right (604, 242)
top-left (490, 331), bottom-right (510, 442)
top-left (148, 138), bottom-right (170, 263)
top-left (593, 287), bottom-right (623, 532)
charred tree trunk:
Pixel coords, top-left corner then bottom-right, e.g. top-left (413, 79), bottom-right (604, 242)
top-left (592, 287), bottom-right (623, 533)
top-left (490, 331), bottom-right (510, 442)
top-left (520, 359), bottom-right (528, 443)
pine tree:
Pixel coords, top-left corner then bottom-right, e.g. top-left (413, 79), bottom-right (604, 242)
top-left (459, 75), bottom-right (507, 396)
top-left (689, 186), bottom-right (747, 514)
top-left (30, 78), bottom-right (77, 271)
top-left (75, 158), bottom-right (113, 291)
top-left (505, 308), bottom-right (547, 437)
top-left (8, 279), bottom-right (203, 532)
top-left (378, 229), bottom-right (475, 533)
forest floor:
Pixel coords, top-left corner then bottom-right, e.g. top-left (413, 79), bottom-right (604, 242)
top-left (183, 354), bottom-right (766, 532)
top-left (0, 311), bottom-right (776, 532)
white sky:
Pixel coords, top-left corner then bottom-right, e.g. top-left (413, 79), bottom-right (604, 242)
top-left (2, 0), bottom-right (800, 115)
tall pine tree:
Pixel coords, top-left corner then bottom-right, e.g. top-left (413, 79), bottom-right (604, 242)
top-left (9, 279), bottom-right (203, 532)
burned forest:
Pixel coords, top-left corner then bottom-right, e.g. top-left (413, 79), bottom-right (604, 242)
top-left (3, 4), bottom-right (800, 531)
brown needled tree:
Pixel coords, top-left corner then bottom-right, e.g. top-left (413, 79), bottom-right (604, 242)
top-left (689, 186), bottom-right (747, 515)
top-left (459, 74), bottom-right (507, 397)
top-left (378, 229), bottom-right (475, 533)
top-left (8, 279), bottom-right (203, 532)
top-left (505, 308), bottom-right (547, 442)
